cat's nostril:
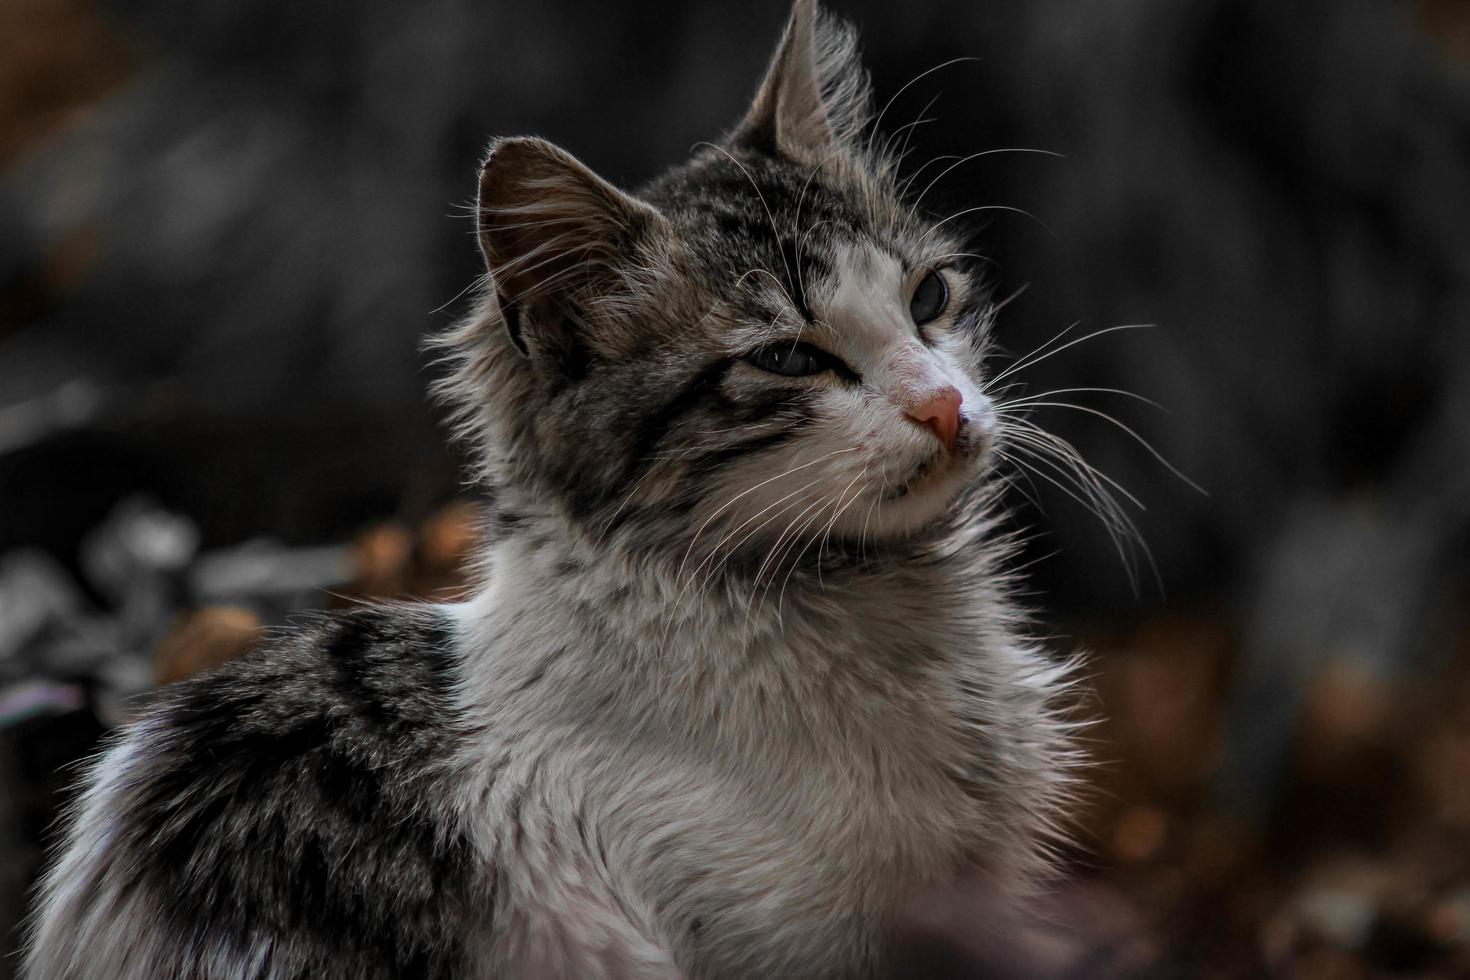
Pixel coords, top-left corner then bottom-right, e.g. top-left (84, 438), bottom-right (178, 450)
top-left (904, 387), bottom-right (963, 452)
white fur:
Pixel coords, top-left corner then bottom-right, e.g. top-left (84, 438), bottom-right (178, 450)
top-left (438, 494), bottom-right (1076, 978)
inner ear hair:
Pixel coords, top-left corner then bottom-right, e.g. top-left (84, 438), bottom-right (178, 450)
top-left (731, 0), bottom-right (873, 162)
top-left (506, 298), bottom-right (593, 382)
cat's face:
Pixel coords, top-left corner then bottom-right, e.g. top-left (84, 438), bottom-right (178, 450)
top-left (634, 150), bottom-right (996, 550)
top-left (446, 0), bottom-right (999, 566)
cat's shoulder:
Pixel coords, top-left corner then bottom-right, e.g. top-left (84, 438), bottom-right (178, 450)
top-left (77, 604), bottom-right (481, 978)
top-left (154, 602), bottom-right (465, 752)
top-left (116, 603), bottom-right (473, 850)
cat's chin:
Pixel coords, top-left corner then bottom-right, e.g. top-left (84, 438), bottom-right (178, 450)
top-left (857, 447), bottom-right (990, 538)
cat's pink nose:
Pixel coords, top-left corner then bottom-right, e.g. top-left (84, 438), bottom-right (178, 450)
top-left (905, 386), bottom-right (963, 452)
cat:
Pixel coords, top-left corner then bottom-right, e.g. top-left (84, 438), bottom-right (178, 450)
top-left (23, 1), bottom-right (1080, 977)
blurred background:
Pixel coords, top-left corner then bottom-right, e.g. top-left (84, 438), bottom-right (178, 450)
top-left (2, 0), bottom-right (1468, 975)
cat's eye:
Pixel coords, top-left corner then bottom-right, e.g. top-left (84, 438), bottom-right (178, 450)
top-left (909, 270), bottom-right (949, 326)
top-left (744, 342), bottom-right (836, 378)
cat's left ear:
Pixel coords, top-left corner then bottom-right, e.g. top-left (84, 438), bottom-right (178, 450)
top-left (731, 0), bottom-right (871, 163)
top-left (477, 136), bottom-right (662, 357)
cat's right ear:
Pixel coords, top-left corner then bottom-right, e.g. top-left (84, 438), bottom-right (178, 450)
top-left (477, 137), bottom-right (660, 357)
top-left (730, 0), bottom-right (871, 164)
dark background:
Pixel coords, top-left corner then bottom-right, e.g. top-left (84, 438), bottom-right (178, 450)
top-left (2, 0), bottom-right (1468, 975)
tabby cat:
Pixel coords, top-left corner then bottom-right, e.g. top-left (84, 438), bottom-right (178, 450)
top-left (25, 2), bottom-right (1079, 976)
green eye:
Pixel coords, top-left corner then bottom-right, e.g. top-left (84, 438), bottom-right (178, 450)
top-left (909, 270), bottom-right (949, 325)
top-left (744, 342), bottom-right (847, 378)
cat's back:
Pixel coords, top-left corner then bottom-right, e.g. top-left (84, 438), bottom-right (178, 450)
top-left (24, 605), bottom-right (488, 980)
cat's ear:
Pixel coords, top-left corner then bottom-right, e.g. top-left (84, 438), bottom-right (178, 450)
top-left (477, 136), bottom-right (659, 356)
top-left (731, 0), bottom-right (871, 162)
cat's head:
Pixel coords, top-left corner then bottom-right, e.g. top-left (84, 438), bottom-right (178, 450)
top-left (441, 0), bottom-right (999, 567)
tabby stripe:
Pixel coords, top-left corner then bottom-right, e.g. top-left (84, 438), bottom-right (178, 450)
top-left (733, 390), bottom-right (810, 424)
top-left (686, 423), bottom-right (808, 479)
top-left (777, 237), bottom-right (815, 321)
top-left (599, 423), bottom-right (808, 539)
top-left (618, 359), bottom-right (736, 486)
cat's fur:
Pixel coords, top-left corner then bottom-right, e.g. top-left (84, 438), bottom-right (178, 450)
top-left (24, 2), bottom-right (1080, 977)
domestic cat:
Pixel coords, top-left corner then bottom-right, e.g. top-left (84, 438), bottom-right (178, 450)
top-left (24, 1), bottom-right (1080, 977)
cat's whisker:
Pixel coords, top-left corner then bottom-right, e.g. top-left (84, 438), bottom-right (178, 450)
top-left (773, 491), bottom-right (848, 622)
top-left (687, 486), bottom-right (826, 608)
top-left (980, 381), bottom-right (1033, 404)
top-left (1000, 399), bottom-right (1202, 493)
top-left (987, 281), bottom-right (1031, 317)
top-left (793, 159), bottom-right (828, 232)
top-left (888, 117), bottom-right (937, 175)
top-left (694, 474), bottom-right (832, 593)
top-left (994, 412), bottom-right (1160, 590)
top-left (732, 266), bottom-right (794, 295)
top-left (749, 482), bottom-right (836, 593)
top-left (981, 315), bottom-right (1077, 385)
top-left (674, 450), bottom-right (854, 584)
top-left (897, 151), bottom-right (957, 200)
top-left (764, 310), bottom-right (798, 349)
top-left (683, 417), bottom-right (803, 439)
top-left (767, 478), bottom-right (852, 610)
top-left (428, 271), bottom-right (492, 317)
top-left (998, 444), bottom-right (1145, 590)
top-left (858, 472), bottom-right (889, 564)
top-left (999, 422), bottom-right (1146, 513)
top-left (998, 425), bottom-right (1137, 526)
top-left (692, 487), bottom-right (818, 625)
top-left (811, 467), bottom-right (869, 594)
top-left (1000, 386), bottom-right (1165, 412)
top-left (592, 439), bottom-right (747, 548)
top-left (702, 508), bottom-right (819, 628)
top-left (868, 55), bottom-right (978, 156)
top-left (718, 488), bottom-right (833, 635)
top-left (986, 323), bottom-right (1153, 388)
top-left (882, 92), bottom-right (942, 170)
top-left (680, 454), bottom-right (857, 593)
top-left (747, 484), bottom-right (840, 628)
top-left (820, 468), bottom-right (868, 564)
top-left (924, 250), bottom-right (996, 269)
top-left (917, 204), bottom-right (1055, 247)
top-left (731, 268), bottom-right (806, 339)
top-left (988, 461), bottom-right (1046, 515)
top-left (912, 148), bottom-right (1065, 210)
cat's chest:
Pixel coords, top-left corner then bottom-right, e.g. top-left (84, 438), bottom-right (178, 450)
top-left (459, 584), bottom-right (1020, 975)
top-left (616, 673), bottom-right (984, 976)
top-left (613, 601), bottom-right (992, 871)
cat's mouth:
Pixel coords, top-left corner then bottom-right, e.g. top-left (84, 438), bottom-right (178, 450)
top-left (882, 420), bottom-right (992, 502)
top-left (883, 453), bottom-right (946, 501)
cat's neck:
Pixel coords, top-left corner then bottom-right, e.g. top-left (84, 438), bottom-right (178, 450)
top-left (472, 494), bottom-right (990, 623)
top-left (440, 500), bottom-right (1028, 810)
top-left (451, 500), bottom-right (1005, 697)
